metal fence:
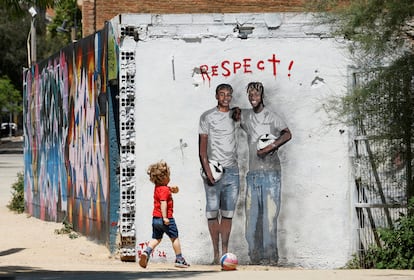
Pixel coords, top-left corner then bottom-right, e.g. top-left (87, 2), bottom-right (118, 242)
top-left (351, 69), bottom-right (409, 267)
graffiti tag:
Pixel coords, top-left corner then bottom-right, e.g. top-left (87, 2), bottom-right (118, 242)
top-left (137, 241), bottom-right (167, 259)
top-left (200, 54), bottom-right (294, 82)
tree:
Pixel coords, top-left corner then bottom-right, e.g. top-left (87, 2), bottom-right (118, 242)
top-left (0, 9), bottom-right (31, 91)
top-left (47, 0), bottom-right (82, 45)
top-left (0, 0), bottom-right (80, 92)
top-left (310, 0), bottom-right (414, 205)
top-left (0, 75), bottom-right (22, 119)
top-left (1, 0), bottom-right (57, 15)
top-left (0, 7), bottom-right (58, 91)
top-left (309, 1), bottom-right (413, 60)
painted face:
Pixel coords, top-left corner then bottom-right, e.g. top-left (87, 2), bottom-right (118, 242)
top-left (216, 88), bottom-right (233, 109)
top-left (248, 89), bottom-right (262, 108)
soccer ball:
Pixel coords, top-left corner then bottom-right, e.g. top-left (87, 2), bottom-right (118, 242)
top-left (256, 133), bottom-right (277, 150)
top-left (220, 252), bottom-right (238, 271)
top-left (200, 160), bottom-right (224, 182)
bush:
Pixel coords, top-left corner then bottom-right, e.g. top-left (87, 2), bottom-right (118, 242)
top-left (347, 198), bottom-right (414, 269)
top-left (7, 172), bottom-right (24, 213)
top-left (54, 218), bottom-right (79, 239)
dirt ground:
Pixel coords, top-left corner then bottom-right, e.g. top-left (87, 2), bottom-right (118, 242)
top-left (1, 154), bottom-right (414, 279)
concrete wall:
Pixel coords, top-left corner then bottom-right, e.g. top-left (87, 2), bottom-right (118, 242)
top-left (113, 13), bottom-right (355, 268)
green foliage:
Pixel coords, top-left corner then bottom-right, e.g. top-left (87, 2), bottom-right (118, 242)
top-left (362, 198), bottom-right (414, 269)
top-left (344, 253), bottom-right (362, 269)
top-left (313, 3), bottom-right (414, 269)
top-left (47, 0), bottom-right (82, 45)
top-left (342, 54), bottom-right (414, 137)
top-left (0, 75), bottom-right (22, 118)
top-left (0, 1), bottom-right (81, 92)
top-left (309, 0), bottom-right (414, 64)
top-left (1, 0), bottom-right (59, 16)
top-left (339, 0), bottom-right (412, 58)
top-left (7, 172), bottom-right (24, 213)
top-left (0, 9), bottom-right (31, 90)
top-left (343, 54), bottom-right (414, 200)
top-left (312, 0), bottom-right (414, 202)
top-left (344, 198), bottom-right (414, 269)
top-left (37, 29), bottom-right (71, 61)
top-left (54, 217), bottom-right (79, 239)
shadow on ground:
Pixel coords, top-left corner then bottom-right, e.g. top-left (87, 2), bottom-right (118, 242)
top-left (0, 248), bottom-right (26, 257)
top-left (0, 266), bottom-right (219, 280)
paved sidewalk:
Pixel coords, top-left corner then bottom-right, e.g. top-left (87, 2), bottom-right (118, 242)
top-left (1, 265), bottom-right (414, 280)
top-left (0, 136), bottom-right (23, 154)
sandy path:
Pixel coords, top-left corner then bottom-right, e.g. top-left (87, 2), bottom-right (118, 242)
top-left (0, 206), bottom-right (123, 271)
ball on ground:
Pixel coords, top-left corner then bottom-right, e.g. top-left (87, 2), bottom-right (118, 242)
top-left (220, 252), bottom-right (238, 271)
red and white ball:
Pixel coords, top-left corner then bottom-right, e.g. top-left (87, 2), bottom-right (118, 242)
top-left (220, 252), bottom-right (238, 271)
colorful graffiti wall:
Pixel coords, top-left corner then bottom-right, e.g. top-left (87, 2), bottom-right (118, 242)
top-left (22, 24), bottom-right (120, 247)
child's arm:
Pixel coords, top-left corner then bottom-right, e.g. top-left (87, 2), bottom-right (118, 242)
top-left (160, 201), bottom-right (169, 225)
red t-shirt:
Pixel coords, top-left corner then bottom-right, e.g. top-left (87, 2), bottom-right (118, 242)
top-left (152, 185), bottom-right (174, 218)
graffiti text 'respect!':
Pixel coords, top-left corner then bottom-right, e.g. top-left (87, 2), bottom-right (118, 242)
top-left (200, 54), bottom-right (294, 82)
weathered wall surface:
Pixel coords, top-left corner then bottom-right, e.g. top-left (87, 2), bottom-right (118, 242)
top-left (22, 26), bottom-right (120, 249)
top-left (113, 13), bottom-right (355, 268)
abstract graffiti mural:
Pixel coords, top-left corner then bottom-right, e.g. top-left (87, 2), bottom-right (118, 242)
top-left (22, 24), bottom-right (120, 246)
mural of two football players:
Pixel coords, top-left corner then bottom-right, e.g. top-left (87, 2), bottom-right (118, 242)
top-left (199, 81), bottom-right (291, 265)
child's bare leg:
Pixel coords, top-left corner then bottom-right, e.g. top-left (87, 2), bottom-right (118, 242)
top-left (170, 237), bottom-right (190, 267)
top-left (148, 238), bottom-right (161, 250)
top-left (170, 237), bottom-right (182, 255)
top-left (208, 218), bottom-right (220, 264)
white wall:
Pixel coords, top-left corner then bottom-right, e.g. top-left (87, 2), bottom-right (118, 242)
top-left (113, 13), bottom-right (355, 268)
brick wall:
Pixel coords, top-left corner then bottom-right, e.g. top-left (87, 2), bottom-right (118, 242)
top-left (80, 0), bottom-right (306, 36)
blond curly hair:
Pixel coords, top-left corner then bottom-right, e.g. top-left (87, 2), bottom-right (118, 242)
top-left (147, 160), bottom-right (170, 186)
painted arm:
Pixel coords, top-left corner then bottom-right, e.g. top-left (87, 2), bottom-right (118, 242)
top-left (231, 107), bottom-right (241, 122)
top-left (257, 128), bottom-right (292, 157)
top-left (199, 134), bottom-right (215, 186)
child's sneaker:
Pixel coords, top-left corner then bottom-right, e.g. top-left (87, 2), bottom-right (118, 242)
top-left (139, 251), bottom-right (149, 268)
top-left (175, 257), bottom-right (190, 268)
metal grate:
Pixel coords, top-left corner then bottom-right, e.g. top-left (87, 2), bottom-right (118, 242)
top-left (351, 69), bottom-right (408, 267)
top-left (119, 40), bottom-right (137, 261)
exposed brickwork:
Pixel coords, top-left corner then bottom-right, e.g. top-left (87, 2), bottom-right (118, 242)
top-left (80, 0), bottom-right (306, 37)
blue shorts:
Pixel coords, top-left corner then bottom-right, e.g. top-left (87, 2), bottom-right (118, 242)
top-left (152, 217), bottom-right (179, 239)
top-left (204, 165), bottom-right (240, 219)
